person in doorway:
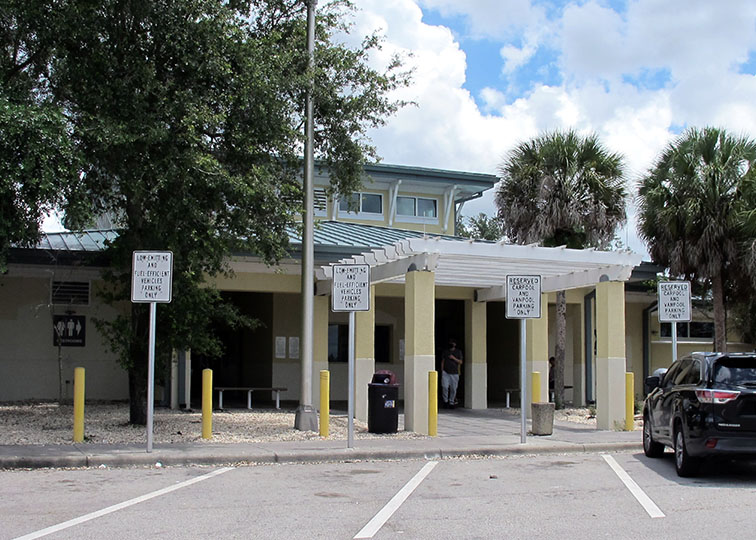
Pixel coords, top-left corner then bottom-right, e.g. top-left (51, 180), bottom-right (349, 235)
top-left (548, 356), bottom-right (555, 402)
top-left (441, 339), bottom-right (463, 408)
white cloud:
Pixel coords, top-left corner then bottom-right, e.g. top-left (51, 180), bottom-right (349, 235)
top-left (500, 42), bottom-right (536, 74)
top-left (417, 0), bottom-right (547, 39)
top-left (347, 0), bottom-right (756, 257)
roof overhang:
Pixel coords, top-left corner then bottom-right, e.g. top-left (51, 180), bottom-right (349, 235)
top-left (315, 237), bottom-right (643, 300)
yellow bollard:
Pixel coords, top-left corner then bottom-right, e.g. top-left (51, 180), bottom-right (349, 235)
top-left (320, 370), bottom-right (330, 438)
top-left (202, 368), bottom-right (212, 439)
top-left (532, 371), bottom-right (542, 404)
top-left (428, 371), bottom-right (438, 436)
top-left (625, 372), bottom-right (635, 431)
top-left (73, 367), bottom-right (85, 443)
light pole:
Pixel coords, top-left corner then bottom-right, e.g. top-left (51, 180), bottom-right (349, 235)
top-left (295, 0), bottom-right (318, 431)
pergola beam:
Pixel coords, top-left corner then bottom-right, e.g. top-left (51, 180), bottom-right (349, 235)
top-left (474, 264), bottom-right (636, 302)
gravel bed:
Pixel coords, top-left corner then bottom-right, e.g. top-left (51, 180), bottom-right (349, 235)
top-left (0, 402), bottom-right (638, 446)
top-left (0, 402), bottom-right (426, 446)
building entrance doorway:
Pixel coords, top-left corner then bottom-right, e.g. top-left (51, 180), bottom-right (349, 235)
top-left (191, 292), bottom-right (273, 407)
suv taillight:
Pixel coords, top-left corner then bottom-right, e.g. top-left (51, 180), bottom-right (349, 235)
top-left (695, 389), bottom-right (740, 404)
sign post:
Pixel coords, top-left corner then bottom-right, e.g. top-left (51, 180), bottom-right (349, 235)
top-left (506, 275), bottom-right (542, 444)
top-left (132, 251), bottom-right (173, 453)
top-left (331, 263), bottom-right (370, 449)
top-left (658, 281), bottom-right (691, 363)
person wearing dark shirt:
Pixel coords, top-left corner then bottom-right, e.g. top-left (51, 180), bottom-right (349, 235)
top-left (441, 339), bottom-right (463, 408)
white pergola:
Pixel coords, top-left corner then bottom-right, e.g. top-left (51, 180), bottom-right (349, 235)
top-left (315, 237), bottom-right (643, 296)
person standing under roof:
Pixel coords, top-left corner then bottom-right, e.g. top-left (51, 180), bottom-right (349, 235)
top-left (441, 338), bottom-right (463, 408)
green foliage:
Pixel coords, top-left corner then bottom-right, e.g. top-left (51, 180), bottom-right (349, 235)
top-left (4, 0), bottom-right (408, 422)
top-left (456, 213), bottom-right (503, 241)
top-left (638, 127), bottom-right (756, 281)
top-left (0, 1), bottom-right (83, 270)
top-left (496, 129), bottom-right (627, 249)
top-left (0, 98), bottom-right (82, 270)
top-left (638, 127), bottom-right (756, 350)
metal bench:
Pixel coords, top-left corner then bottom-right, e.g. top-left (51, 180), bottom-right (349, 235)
top-left (215, 387), bottom-right (287, 410)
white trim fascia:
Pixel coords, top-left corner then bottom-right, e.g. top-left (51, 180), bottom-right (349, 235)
top-left (395, 215), bottom-right (439, 226)
top-left (315, 252), bottom-right (439, 295)
top-left (474, 264), bottom-right (635, 302)
top-left (405, 238), bottom-right (642, 267)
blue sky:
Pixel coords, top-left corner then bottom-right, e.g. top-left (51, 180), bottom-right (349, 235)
top-left (351, 0), bottom-right (756, 254)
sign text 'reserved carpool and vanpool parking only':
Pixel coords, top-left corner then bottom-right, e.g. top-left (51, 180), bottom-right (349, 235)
top-left (506, 275), bottom-right (542, 319)
top-left (658, 281), bottom-right (691, 322)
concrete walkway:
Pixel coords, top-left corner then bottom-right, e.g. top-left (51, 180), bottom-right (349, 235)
top-left (0, 408), bottom-right (642, 470)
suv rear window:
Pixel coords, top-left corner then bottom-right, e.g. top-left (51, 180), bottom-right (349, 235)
top-left (712, 357), bottom-right (756, 385)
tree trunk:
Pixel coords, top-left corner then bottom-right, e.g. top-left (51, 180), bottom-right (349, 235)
top-left (128, 303), bottom-right (149, 425)
top-left (555, 290), bottom-right (567, 409)
top-left (712, 273), bottom-right (727, 352)
top-left (129, 368), bottom-right (148, 425)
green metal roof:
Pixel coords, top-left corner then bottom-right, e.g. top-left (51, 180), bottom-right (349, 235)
top-left (289, 220), bottom-right (464, 249)
top-left (18, 221), bottom-right (465, 262)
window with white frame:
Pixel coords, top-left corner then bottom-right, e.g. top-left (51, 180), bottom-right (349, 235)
top-left (338, 192), bottom-right (383, 218)
top-left (660, 321), bottom-right (714, 340)
top-left (396, 196), bottom-right (437, 219)
top-left (314, 188), bottom-right (328, 216)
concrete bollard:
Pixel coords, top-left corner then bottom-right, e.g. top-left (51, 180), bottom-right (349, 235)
top-left (428, 371), bottom-right (438, 437)
top-left (202, 369), bottom-right (212, 439)
top-left (625, 372), bottom-right (635, 431)
top-left (531, 402), bottom-right (555, 435)
top-left (320, 370), bottom-right (330, 438)
top-left (531, 371), bottom-right (542, 406)
top-left (73, 367), bottom-right (85, 443)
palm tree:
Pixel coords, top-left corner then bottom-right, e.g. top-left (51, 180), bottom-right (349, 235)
top-left (638, 127), bottom-right (756, 352)
top-left (497, 130), bottom-right (627, 409)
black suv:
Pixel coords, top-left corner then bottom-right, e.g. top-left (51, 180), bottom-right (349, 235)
top-left (643, 352), bottom-right (756, 476)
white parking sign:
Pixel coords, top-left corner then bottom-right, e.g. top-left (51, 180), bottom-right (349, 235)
top-left (506, 275), bottom-right (542, 319)
top-left (132, 251), bottom-right (173, 303)
top-left (331, 264), bottom-right (370, 312)
top-left (658, 281), bottom-right (691, 322)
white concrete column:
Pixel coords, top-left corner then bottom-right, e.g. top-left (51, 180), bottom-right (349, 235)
top-left (404, 269), bottom-right (435, 434)
top-left (596, 280), bottom-right (627, 430)
top-left (355, 286), bottom-right (375, 422)
top-left (312, 295), bottom-right (329, 410)
top-left (464, 299), bottom-right (487, 409)
top-left (526, 294), bottom-right (549, 417)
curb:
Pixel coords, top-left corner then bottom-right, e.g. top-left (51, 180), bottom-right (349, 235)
top-left (0, 441), bottom-right (643, 470)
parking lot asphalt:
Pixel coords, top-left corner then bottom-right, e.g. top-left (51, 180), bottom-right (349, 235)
top-left (0, 408), bottom-right (641, 469)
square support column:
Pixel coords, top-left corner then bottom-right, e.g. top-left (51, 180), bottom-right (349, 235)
top-left (404, 269), bottom-right (435, 434)
top-left (596, 280), bottom-right (627, 430)
top-left (526, 294), bottom-right (549, 416)
top-left (464, 300), bottom-right (487, 409)
top-left (355, 286), bottom-right (375, 422)
top-left (312, 295), bottom-right (329, 410)
top-left (572, 302), bottom-right (586, 407)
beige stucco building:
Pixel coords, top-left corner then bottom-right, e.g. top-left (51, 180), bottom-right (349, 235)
top-left (2, 163), bottom-right (750, 431)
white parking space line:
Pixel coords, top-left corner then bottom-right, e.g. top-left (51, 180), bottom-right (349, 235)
top-left (354, 461), bottom-right (438, 539)
top-left (602, 455), bottom-right (665, 519)
top-left (12, 467), bottom-right (234, 540)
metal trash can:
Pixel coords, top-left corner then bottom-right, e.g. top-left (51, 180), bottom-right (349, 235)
top-left (368, 370), bottom-right (399, 434)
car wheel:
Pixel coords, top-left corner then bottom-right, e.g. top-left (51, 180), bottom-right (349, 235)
top-left (674, 424), bottom-right (699, 477)
top-left (643, 415), bottom-right (664, 458)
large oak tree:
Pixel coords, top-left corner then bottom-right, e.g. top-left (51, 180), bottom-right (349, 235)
top-left (4, 0), bottom-right (408, 423)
